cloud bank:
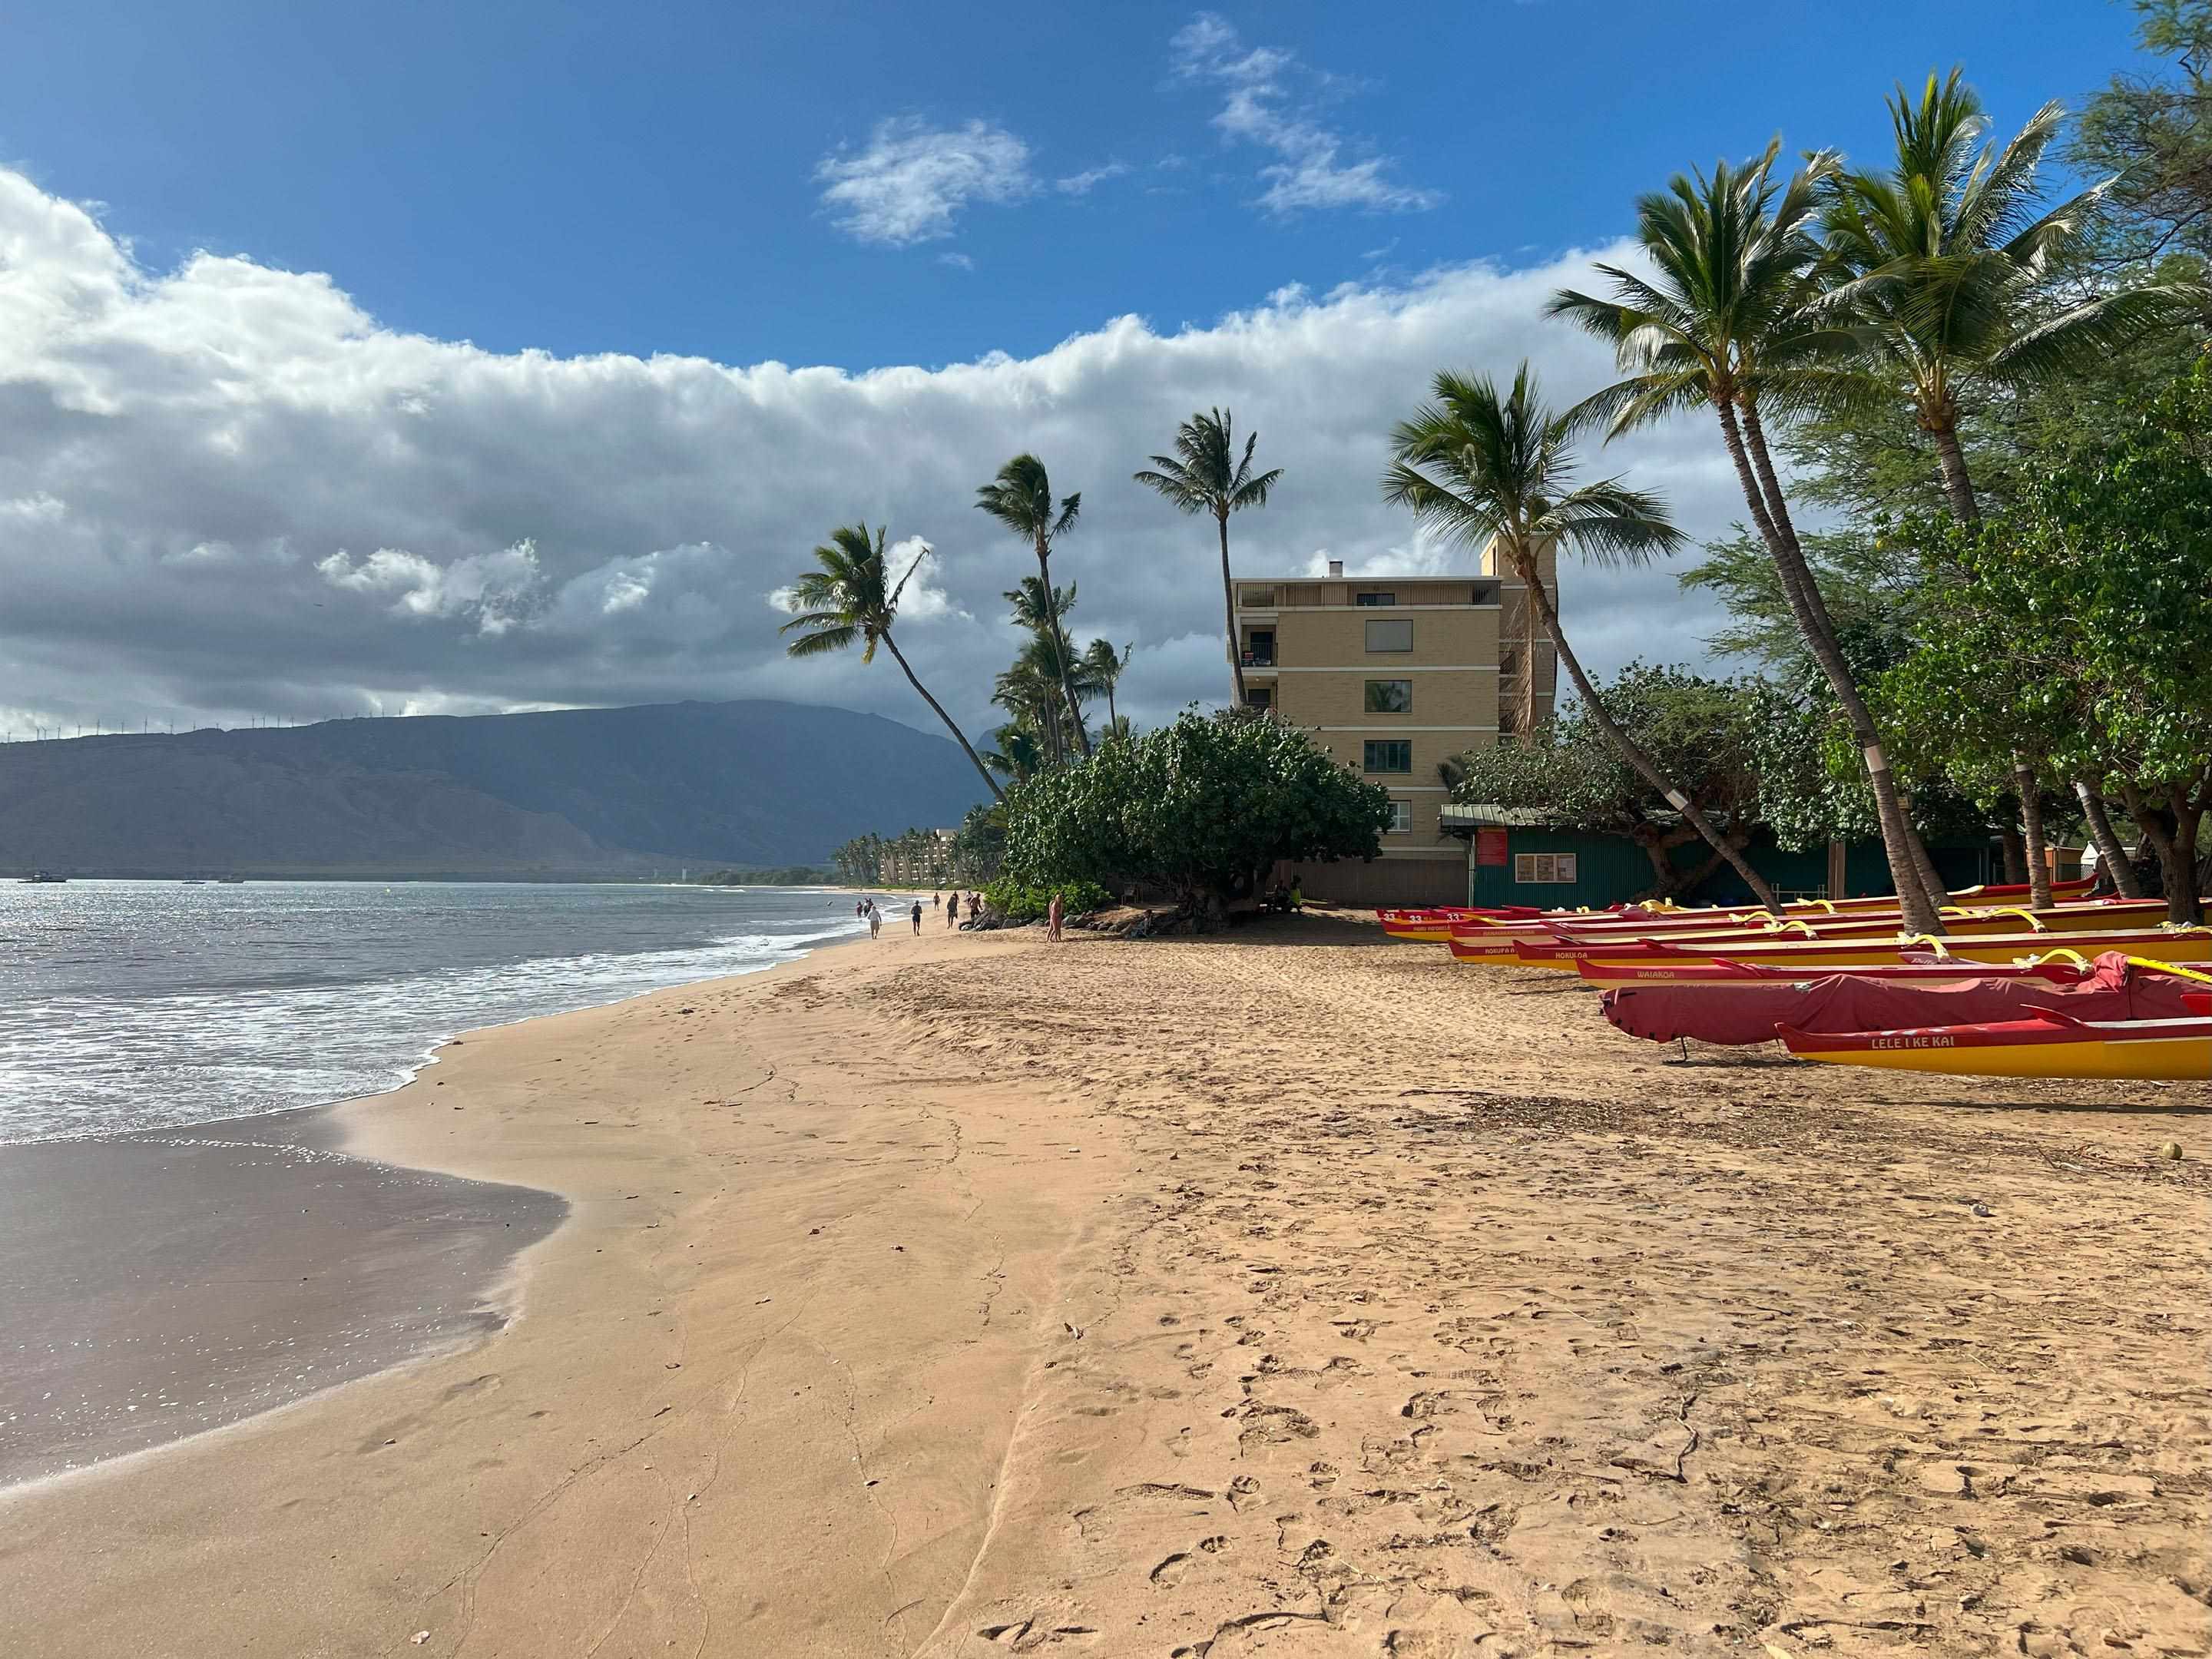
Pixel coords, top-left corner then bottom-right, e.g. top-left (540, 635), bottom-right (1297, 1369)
top-left (0, 167), bottom-right (1748, 742)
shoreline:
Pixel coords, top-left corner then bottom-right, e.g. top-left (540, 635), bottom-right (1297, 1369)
top-left (2, 916), bottom-right (2203, 1657)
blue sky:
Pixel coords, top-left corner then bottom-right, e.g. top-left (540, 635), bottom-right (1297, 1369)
top-left (0, 2), bottom-right (2169, 738)
top-left (2, 1), bottom-right (2154, 370)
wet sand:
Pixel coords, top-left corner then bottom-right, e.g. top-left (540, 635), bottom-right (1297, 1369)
top-left (0, 916), bottom-right (2205, 1657)
top-left (0, 1109), bottom-right (564, 1486)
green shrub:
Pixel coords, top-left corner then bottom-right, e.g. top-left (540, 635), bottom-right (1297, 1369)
top-left (983, 876), bottom-right (1116, 921)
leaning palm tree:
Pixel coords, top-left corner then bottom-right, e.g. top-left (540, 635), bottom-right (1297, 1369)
top-left (975, 455), bottom-right (1089, 756)
top-left (1133, 409), bottom-right (1283, 707)
top-left (780, 524), bottom-right (1002, 802)
top-left (1082, 638), bottom-right (1134, 729)
top-left (1548, 141), bottom-right (1949, 932)
top-left (1383, 363), bottom-right (1782, 911)
top-left (1818, 70), bottom-right (2204, 906)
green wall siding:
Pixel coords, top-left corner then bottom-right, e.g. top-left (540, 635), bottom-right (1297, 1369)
top-left (1465, 828), bottom-right (1995, 908)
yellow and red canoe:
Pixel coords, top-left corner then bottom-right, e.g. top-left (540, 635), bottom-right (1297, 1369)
top-left (1779, 1002), bottom-right (2212, 1081)
top-left (1505, 899), bottom-right (2175, 968)
top-left (1569, 925), bottom-right (2212, 982)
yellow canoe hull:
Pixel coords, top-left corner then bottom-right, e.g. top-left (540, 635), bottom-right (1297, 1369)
top-left (1787, 1034), bottom-right (2210, 1082)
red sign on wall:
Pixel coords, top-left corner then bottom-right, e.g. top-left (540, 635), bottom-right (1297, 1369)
top-left (1475, 828), bottom-right (1509, 866)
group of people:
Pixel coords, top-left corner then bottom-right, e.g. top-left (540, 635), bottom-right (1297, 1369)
top-left (853, 891), bottom-right (985, 939)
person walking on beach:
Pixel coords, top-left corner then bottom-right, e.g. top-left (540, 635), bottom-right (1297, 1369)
top-left (868, 901), bottom-right (882, 940)
top-left (1047, 889), bottom-right (1064, 942)
top-left (910, 899), bottom-right (922, 935)
top-left (946, 891), bottom-right (959, 929)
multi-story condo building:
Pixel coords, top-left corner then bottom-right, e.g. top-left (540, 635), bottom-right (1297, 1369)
top-left (1232, 542), bottom-right (1557, 905)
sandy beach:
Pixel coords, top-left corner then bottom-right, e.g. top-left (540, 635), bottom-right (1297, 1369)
top-left (2, 914), bottom-right (2205, 1657)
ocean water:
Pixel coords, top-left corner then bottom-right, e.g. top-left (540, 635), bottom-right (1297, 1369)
top-left (0, 880), bottom-right (866, 1143)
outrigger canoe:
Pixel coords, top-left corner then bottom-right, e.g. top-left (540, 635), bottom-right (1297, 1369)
top-left (1779, 1009), bottom-right (2212, 1081)
top-left (1599, 952), bottom-right (2212, 1048)
top-left (1386, 875), bottom-right (2095, 943)
top-left (1505, 899), bottom-right (2175, 967)
top-left (1566, 923), bottom-right (2212, 980)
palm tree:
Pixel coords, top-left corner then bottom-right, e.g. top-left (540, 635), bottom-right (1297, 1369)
top-left (1083, 638), bottom-right (1134, 729)
top-left (1382, 363), bottom-right (1783, 912)
top-left (976, 455), bottom-right (1090, 756)
top-left (1004, 579), bottom-right (1079, 760)
top-left (1818, 70), bottom-right (2204, 906)
top-left (1548, 142), bottom-right (1950, 933)
top-left (1133, 409), bottom-right (1283, 707)
top-left (780, 524), bottom-right (1003, 802)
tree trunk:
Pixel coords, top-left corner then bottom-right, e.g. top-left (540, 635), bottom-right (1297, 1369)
top-left (1996, 816), bottom-right (2027, 886)
top-left (1105, 682), bottom-right (1118, 729)
top-left (1519, 550), bottom-right (1782, 912)
top-left (882, 633), bottom-right (1005, 802)
top-left (2121, 780), bottom-right (2203, 927)
top-left (1727, 397), bottom-right (1945, 930)
top-left (1219, 512), bottom-right (1247, 708)
top-left (2013, 759), bottom-right (2054, 909)
top-left (1036, 539), bottom-right (1091, 757)
top-left (2074, 780), bottom-right (2142, 898)
top-left (1930, 423), bottom-right (1982, 525)
top-left (1519, 588), bottom-right (1539, 743)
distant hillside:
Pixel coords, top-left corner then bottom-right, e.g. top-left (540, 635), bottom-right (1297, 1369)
top-left (0, 700), bottom-right (989, 878)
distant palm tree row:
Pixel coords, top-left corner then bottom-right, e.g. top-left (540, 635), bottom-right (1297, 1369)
top-left (783, 70), bottom-right (2196, 932)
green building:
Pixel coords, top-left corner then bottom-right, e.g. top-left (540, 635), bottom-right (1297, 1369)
top-left (1440, 803), bottom-right (2002, 910)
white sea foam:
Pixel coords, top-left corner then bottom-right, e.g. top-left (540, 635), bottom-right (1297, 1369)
top-left (0, 883), bottom-right (866, 1143)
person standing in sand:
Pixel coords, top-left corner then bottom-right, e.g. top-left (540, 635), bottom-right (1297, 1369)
top-left (967, 891), bottom-right (981, 926)
top-left (868, 902), bottom-right (882, 940)
top-left (1047, 890), bottom-right (1064, 942)
top-left (910, 899), bottom-right (922, 935)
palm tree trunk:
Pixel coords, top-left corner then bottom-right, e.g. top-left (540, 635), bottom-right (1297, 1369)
top-left (2013, 762), bottom-right (2054, 909)
top-left (1726, 397), bottom-right (1945, 931)
top-left (1105, 681), bottom-right (1118, 728)
top-left (1518, 592), bottom-right (1538, 744)
top-left (1520, 552), bottom-right (1782, 912)
top-left (1036, 538), bottom-right (1091, 757)
top-left (881, 633), bottom-right (1005, 802)
top-left (1219, 512), bottom-right (1247, 707)
top-left (2074, 780), bottom-right (2142, 897)
top-left (1930, 425), bottom-right (1982, 525)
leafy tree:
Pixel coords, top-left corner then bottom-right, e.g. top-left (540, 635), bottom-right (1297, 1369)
top-left (1549, 142), bottom-right (1951, 930)
top-left (976, 455), bottom-right (1090, 756)
top-left (2071, 1), bottom-right (2212, 269)
top-left (1001, 708), bottom-right (1392, 917)
top-left (779, 525), bottom-right (1002, 801)
top-left (1379, 361), bottom-right (1782, 909)
top-left (1819, 69), bottom-right (2204, 901)
top-left (1879, 363), bottom-right (2212, 922)
top-left (1449, 664), bottom-right (1771, 900)
top-left (1132, 409), bottom-right (1283, 706)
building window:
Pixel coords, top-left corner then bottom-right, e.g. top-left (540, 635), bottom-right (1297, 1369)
top-left (1513, 852), bottom-right (1579, 884)
top-left (1244, 687), bottom-right (1272, 710)
top-left (1355, 591), bottom-right (1397, 607)
top-left (1364, 679), bottom-right (1412, 714)
top-left (1239, 587), bottom-right (1277, 608)
top-left (1364, 618), bottom-right (1412, 652)
top-left (1363, 740), bottom-right (1412, 773)
top-left (1385, 800), bottom-right (1412, 833)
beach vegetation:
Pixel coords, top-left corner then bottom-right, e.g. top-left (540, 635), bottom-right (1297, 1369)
top-left (981, 874), bottom-right (1116, 922)
top-left (976, 455), bottom-right (1091, 758)
top-left (1000, 707), bottom-right (1390, 919)
top-left (1447, 664), bottom-right (1771, 902)
top-left (780, 523), bottom-right (1005, 803)
top-left (1132, 409), bottom-right (1283, 707)
top-left (1379, 363), bottom-right (1783, 911)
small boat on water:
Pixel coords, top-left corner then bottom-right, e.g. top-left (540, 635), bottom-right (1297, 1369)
top-left (1779, 1005), bottom-right (2212, 1081)
top-left (1598, 952), bottom-right (2212, 1048)
top-left (19, 869), bottom-right (66, 884)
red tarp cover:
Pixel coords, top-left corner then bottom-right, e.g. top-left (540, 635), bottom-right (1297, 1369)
top-left (1600, 954), bottom-right (2207, 1047)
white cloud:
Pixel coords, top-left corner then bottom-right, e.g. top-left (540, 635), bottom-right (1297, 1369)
top-left (1170, 12), bottom-right (1440, 215)
top-left (938, 250), bottom-right (975, 272)
top-left (0, 164), bottom-right (1748, 740)
top-left (1055, 161), bottom-right (1131, 196)
top-left (814, 118), bottom-right (1034, 246)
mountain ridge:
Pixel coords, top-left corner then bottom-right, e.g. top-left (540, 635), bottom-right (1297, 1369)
top-left (0, 699), bottom-right (988, 877)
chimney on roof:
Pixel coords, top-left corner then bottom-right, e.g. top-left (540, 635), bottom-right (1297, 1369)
top-left (1327, 558), bottom-right (1344, 577)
